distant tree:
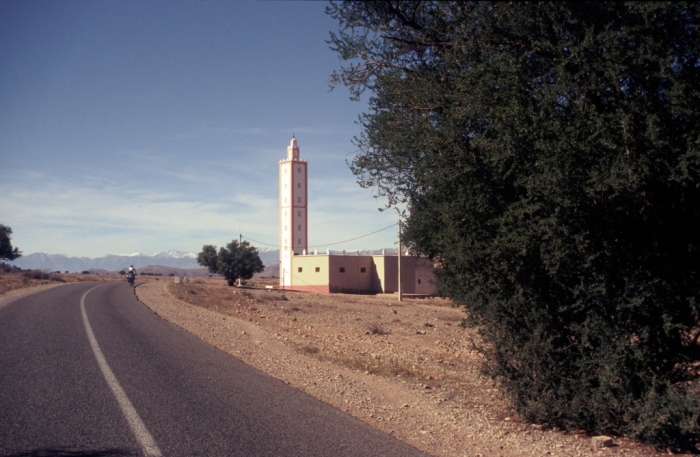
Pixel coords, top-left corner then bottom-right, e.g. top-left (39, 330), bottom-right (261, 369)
top-left (328, 1), bottom-right (700, 448)
top-left (197, 240), bottom-right (264, 286)
top-left (197, 245), bottom-right (218, 273)
top-left (118, 270), bottom-right (126, 275)
top-left (0, 224), bottom-right (21, 261)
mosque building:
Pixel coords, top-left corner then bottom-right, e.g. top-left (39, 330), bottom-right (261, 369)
top-left (278, 136), bottom-right (436, 294)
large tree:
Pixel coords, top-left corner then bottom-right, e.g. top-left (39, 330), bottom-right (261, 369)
top-left (197, 240), bottom-right (264, 286)
top-left (328, 1), bottom-right (700, 447)
top-left (0, 224), bottom-right (22, 261)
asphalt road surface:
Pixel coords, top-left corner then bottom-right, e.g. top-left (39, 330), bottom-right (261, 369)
top-left (0, 281), bottom-right (428, 457)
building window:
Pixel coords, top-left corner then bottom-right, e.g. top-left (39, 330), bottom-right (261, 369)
top-left (418, 279), bottom-right (422, 284)
top-left (297, 197), bottom-right (301, 203)
top-left (297, 211), bottom-right (300, 216)
top-left (339, 267), bottom-right (345, 273)
top-left (360, 267), bottom-right (366, 273)
top-left (315, 267), bottom-right (320, 272)
top-left (284, 198), bottom-right (287, 203)
top-left (297, 225), bottom-right (301, 230)
top-left (284, 183), bottom-right (287, 188)
top-left (298, 167), bottom-right (300, 172)
top-left (297, 239), bottom-right (301, 244)
top-left (297, 183), bottom-right (300, 188)
top-left (298, 267), bottom-right (303, 273)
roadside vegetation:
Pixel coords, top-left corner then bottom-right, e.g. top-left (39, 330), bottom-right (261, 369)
top-left (0, 224), bottom-right (22, 263)
top-left (197, 240), bottom-right (264, 286)
top-left (0, 266), bottom-right (106, 295)
top-left (327, 1), bottom-right (700, 450)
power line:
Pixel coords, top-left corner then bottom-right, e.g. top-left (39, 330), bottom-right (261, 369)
top-left (242, 237), bottom-right (279, 248)
top-left (242, 223), bottom-right (397, 249)
top-left (310, 223), bottom-right (397, 248)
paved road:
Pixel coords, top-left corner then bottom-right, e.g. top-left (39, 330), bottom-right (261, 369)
top-left (0, 282), bottom-right (428, 457)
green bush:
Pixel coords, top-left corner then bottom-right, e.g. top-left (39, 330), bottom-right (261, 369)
top-left (198, 240), bottom-right (264, 287)
top-left (329, 1), bottom-right (700, 448)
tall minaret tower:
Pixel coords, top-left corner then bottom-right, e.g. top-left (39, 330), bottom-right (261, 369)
top-left (279, 135), bottom-right (308, 289)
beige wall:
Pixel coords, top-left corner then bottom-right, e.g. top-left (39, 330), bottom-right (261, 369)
top-left (287, 253), bottom-right (437, 295)
top-left (327, 256), bottom-right (375, 293)
top-left (371, 255), bottom-right (436, 294)
top-left (415, 264), bottom-right (436, 295)
top-left (286, 255), bottom-right (330, 293)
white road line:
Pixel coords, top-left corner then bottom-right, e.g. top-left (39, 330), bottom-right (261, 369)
top-left (81, 285), bottom-right (163, 457)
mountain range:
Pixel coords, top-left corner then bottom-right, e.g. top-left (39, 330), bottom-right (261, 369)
top-left (10, 249), bottom-right (281, 273)
top-left (9, 248), bottom-right (398, 273)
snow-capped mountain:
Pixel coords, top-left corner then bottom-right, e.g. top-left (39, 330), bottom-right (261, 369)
top-left (120, 250), bottom-right (198, 259)
top-left (9, 251), bottom-right (202, 272)
top-left (8, 247), bottom-right (397, 272)
top-left (9, 249), bottom-right (278, 272)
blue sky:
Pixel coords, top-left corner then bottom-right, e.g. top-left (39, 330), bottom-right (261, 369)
top-left (0, 1), bottom-right (400, 258)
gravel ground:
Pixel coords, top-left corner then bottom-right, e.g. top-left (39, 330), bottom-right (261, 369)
top-left (134, 280), bottom-right (671, 457)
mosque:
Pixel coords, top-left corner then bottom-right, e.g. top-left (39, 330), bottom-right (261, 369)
top-left (278, 136), bottom-right (436, 294)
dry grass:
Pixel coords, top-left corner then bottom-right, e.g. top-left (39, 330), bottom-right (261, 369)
top-left (0, 271), bottom-right (110, 295)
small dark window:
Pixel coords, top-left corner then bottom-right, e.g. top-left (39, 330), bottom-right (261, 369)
top-left (297, 267), bottom-right (303, 273)
top-left (315, 267), bottom-right (320, 272)
top-left (418, 279), bottom-right (421, 284)
top-left (339, 267), bottom-right (345, 273)
top-left (360, 267), bottom-right (366, 273)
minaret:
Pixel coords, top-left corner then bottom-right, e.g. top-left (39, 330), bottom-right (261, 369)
top-left (279, 135), bottom-right (308, 289)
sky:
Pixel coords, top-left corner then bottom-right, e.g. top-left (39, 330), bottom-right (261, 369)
top-left (0, 0), bottom-right (401, 258)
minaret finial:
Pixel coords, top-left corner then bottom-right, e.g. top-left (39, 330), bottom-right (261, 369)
top-left (287, 135), bottom-right (299, 160)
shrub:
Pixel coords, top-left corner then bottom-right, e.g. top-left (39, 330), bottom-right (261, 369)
top-left (23, 269), bottom-right (49, 280)
top-left (329, 1), bottom-right (700, 448)
top-left (366, 323), bottom-right (388, 335)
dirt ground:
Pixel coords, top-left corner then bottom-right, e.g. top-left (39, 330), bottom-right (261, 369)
top-left (132, 276), bottom-right (673, 457)
top-left (0, 272), bottom-right (683, 455)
